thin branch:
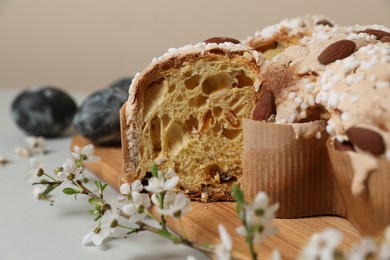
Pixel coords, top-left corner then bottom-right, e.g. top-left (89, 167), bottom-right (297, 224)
top-left (32, 181), bottom-right (60, 185)
top-left (118, 209), bottom-right (214, 255)
top-left (74, 180), bottom-right (100, 199)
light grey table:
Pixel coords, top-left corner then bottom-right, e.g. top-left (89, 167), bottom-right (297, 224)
top-left (0, 88), bottom-right (208, 260)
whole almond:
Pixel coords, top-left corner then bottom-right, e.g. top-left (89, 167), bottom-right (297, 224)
top-left (316, 20), bottom-right (334, 27)
top-left (357, 29), bottom-right (390, 40)
top-left (318, 40), bottom-right (356, 65)
top-left (252, 91), bottom-right (276, 121)
top-left (204, 37), bottom-right (241, 45)
top-left (381, 36), bottom-right (390, 43)
top-left (346, 127), bottom-right (385, 155)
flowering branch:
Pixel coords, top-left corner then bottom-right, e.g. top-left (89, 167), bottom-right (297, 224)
top-left (232, 185), bottom-right (279, 260)
top-left (25, 144), bottom-right (219, 257)
top-left (77, 180), bottom-right (102, 199)
top-left (25, 143), bottom-right (390, 260)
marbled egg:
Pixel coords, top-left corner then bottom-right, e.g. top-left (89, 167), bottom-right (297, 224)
top-left (11, 86), bottom-right (77, 137)
top-left (109, 78), bottom-right (133, 92)
top-left (73, 78), bottom-right (132, 145)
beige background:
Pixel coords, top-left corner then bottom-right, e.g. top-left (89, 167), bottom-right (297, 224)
top-left (1, 0), bottom-right (390, 92)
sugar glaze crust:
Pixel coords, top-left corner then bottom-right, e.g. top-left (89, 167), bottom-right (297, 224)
top-left (121, 41), bottom-right (263, 200)
top-left (257, 24), bottom-right (390, 158)
top-left (244, 15), bottom-right (336, 59)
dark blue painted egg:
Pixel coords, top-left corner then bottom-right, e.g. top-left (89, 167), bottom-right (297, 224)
top-left (11, 86), bottom-right (77, 137)
top-left (73, 78), bottom-right (132, 145)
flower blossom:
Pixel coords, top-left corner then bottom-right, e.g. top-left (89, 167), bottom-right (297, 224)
top-left (32, 185), bottom-right (46, 199)
top-left (25, 158), bottom-right (45, 183)
top-left (154, 191), bottom-right (191, 219)
top-left (71, 144), bottom-right (100, 163)
top-left (82, 210), bottom-right (118, 246)
top-left (122, 191), bottom-right (151, 225)
top-left (271, 250), bottom-right (281, 260)
top-left (15, 136), bottom-right (46, 158)
top-left (144, 168), bottom-right (179, 194)
top-left (56, 158), bottom-right (83, 182)
top-left (25, 136), bottom-right (46, 155)
top-left (236, 191), bottom-right (279, 243)
top-left (379, 226), bottom-right (390, 260)
top-left (14, 147), bottom-right (32, 158)
top-left (0, 154), bottom-right (9, 166)
top-left (300, 228), bottom-right (343, 260)
top-left (215, 224), bottom-right (232, 260)
top-left (348, 237), bottom-right (377, 260)
top-left (118, 180), bottom-right (143, 203)
top-left (119, 180), bottom-right (150, 225)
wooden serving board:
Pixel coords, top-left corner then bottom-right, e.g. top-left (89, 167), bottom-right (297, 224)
top-left (71, 135), bottom-right (362, 259)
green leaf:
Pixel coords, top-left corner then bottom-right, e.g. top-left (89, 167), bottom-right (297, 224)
top-left (43, 183), bottom-right (59, 195)
top-left (101, 184), bottom-right (108, 192)
top-left (202, 243), bottom-right (214, 250)
top-left (95, 180), bottom-right (102, 191)
top-left (156, 229), bottom-right (180, 243)
top-left (89, 209), bottom-right (98, 215)
top-left (232, 185), bottom-right (245, 216)
top-left (62, 187), bottom-right (80, 195)
top-left (88, 197), bottom-right (100, 205)
top-left (232, 185), bottom-right (244, 204)
top-left (151, 163), bottom-right (158, 177)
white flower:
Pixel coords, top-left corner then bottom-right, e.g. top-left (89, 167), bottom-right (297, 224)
top-left (82, 210), bottom-right (118, 246)
top-left (56, 158), bottom-right (82, 181)
top-left (0, 155), bottom-right (9, 166)
top-left (121, 180), bottom-right (143, 193)
top-left (348, 237), bottom-right (377, 260)
top-left (25, 158), bottom-right (45, 183)
top-left (25, 136), bottom-right (46, 155)
top-left (385, 226), bottom-right (390, 241)
top-left (71, 144), bottom-right (100, 163)
top-left (119, 180), bottom-right (149, 225)
top-left (379, 226), bottom-right (390, 260)
top-left (151, 190), bottom-right (175, 209)
top-left (235, 208), bottom-right (277, 244)
top-left (270, 250), bottom-right (281, 260)
top-left (215, 224), bottom-right (232, 260)
top-left (15, 136), bottom-right (46, 158)
top-left (236, 192), bottom-right (279, 244)
top-left (300, 228), bottom-right (343, 260)
top-left (252, 192), bottom-right (279, 225)
top-left (144, 168), bottom-right (179, 193)
top-left (187, 256), bottom-right (197, 260)
top-left (158, 192), bottom-right (191, 219)
top-left (122, 191), bottom-right (151, 224)
top-left (118, 180), bottom-right (143, 203)
top-left (32, 185), bottom-right (46, 198)
top-left (15, 147), bottom-right (32, 158)
top-left (379, 244), bottom-right (390, 260)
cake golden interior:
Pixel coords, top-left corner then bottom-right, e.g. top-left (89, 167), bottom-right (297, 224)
top-left (121, 40), bottom-right (262, 201)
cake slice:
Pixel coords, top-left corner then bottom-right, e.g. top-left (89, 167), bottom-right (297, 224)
top-left (121, 38), bottom-right (263, 201)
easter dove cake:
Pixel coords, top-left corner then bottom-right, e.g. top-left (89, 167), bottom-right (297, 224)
top-left (120, 14), bottom-right (390, 216)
